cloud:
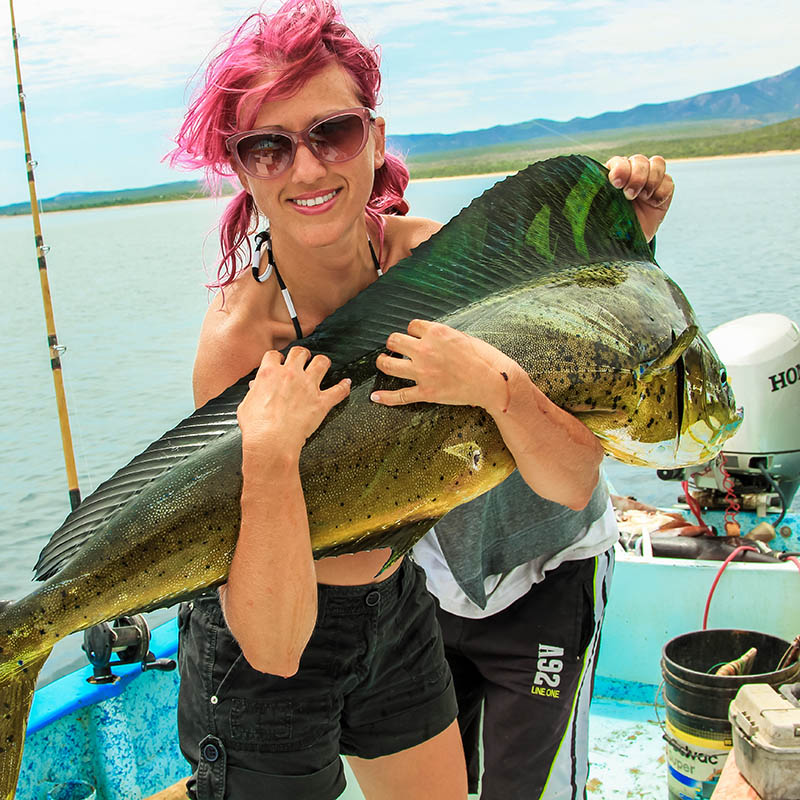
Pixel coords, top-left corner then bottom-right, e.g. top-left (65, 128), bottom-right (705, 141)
top-left (345, 0), bottom-right (558, 37)
top-left (443, 0), bottom-right (800, 120)
top-left (1, 0), bottom-right (246, 91)
top-left (3, 0), bottom-right (796, 105)
top-left (51, 107), bottom-right (185, 130)
top-left (1, 0), bottom-right (797, 199)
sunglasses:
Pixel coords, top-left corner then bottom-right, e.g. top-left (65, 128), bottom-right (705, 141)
top-left (226, 107), bottom-right (376, 180)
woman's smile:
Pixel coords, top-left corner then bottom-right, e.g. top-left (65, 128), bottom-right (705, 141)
top-left (288, 186), bottom-right (342, 214)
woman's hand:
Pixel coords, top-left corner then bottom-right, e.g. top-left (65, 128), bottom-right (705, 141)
top-left (371, 319), bottom-right (512, 413)
top-left (237, 346), bottom-right (351, 454)
top-left (371, 320), bottom-right (602, 509)
top-left (605, 154), bottom-right (674, 242)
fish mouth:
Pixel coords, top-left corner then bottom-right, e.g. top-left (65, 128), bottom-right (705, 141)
top-left (674, 405), bottom-right (744, 466)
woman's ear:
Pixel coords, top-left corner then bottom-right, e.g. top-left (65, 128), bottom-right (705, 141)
top-left (372, 116), bottom-right (386, 169)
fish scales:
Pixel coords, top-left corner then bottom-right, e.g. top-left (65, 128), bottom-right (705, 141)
top-left (302, 382), bottom-right (514, 554)
top-left (0, 155), bottom-right (741, 797)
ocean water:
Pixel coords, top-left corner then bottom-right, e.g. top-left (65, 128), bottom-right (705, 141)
top-left (1, 153), bottom-right (799, 609)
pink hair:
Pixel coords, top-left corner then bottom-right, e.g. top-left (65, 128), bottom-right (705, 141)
top-left (169, 0), bottom-right (409, 288)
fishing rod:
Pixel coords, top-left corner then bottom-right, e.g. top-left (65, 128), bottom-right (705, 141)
top-left (9, 0), bottom-right (81, 510)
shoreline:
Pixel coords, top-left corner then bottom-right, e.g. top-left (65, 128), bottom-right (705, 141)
top-left (2, 149), bottom-right (798, 216)
top-left (408, 148), bottom-right (800, 183)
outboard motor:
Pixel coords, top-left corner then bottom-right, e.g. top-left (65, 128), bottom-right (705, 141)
top-left (658, 313), bottom-right (800, 526)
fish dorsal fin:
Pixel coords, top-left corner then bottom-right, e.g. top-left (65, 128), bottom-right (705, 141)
top-left (33, 376), bottom-right (252, 581)
top-left (295, 154), bottom-right (654, 371)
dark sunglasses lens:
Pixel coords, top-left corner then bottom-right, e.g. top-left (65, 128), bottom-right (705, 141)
top-left (238, 133), bottom-right (293, 177)
top-left (309, 113), bottom-right (367, 163)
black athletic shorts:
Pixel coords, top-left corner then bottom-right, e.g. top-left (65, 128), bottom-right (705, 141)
top-left (177, 558), bottom-right (458, 800)
top-left (436, 548), bottom-right (614, 799)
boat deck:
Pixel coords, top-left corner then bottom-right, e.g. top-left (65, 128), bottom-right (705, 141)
top-left (584, 689), bottom-right (666, 800)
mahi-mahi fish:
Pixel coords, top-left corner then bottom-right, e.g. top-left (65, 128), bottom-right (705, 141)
top-left (0, 155), bottom-right (741, 796)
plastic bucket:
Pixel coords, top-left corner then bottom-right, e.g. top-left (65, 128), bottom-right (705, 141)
top-left (45, 782), bottom-right (96, 800)
top-left (661, 629), bottom-right (800, 800)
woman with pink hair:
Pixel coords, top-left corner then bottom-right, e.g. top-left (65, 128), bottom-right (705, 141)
top-left (171, 2), bottom-right (674, 798)
top-left (171, 3), bottom-right (465, 798)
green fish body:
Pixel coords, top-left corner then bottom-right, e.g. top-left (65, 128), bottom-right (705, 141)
top-left (0, 155), bottom-right (741, 797)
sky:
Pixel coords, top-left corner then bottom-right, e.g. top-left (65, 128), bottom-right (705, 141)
top-left (0, 0), bottom-right (798, 205)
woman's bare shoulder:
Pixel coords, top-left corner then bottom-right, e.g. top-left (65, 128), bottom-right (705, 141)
top-left (382, 215), bottom-right (443, 269)
top-left (193, 278), bottom-right (273, 408)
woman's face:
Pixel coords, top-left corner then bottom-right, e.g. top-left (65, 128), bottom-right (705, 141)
top-left (235, 63), bottom-right (386, 250)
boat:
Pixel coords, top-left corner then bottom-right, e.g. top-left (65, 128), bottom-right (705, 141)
top-left (12, 313), bottom-right (800, 799)
top-left (15, 519), bottom-right (799, 799)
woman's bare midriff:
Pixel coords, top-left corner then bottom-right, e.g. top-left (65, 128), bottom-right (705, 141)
top-left (314, 549), bottom-right (402, 585)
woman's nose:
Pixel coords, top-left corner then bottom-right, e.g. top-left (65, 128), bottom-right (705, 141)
top-left (291, 141), bottom-right (327, 183)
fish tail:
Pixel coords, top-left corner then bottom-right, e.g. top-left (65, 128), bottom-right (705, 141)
top-left (0, 602), bottom-right (51, 800)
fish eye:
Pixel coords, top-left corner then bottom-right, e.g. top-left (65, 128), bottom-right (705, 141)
top-left (720, 368), bottom-right (728, 384)
top-left (472, 449), bottom-right (482, 470)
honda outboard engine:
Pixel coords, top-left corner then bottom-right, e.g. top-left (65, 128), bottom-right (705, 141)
top-left (659, 313), bottom-right (800, 524)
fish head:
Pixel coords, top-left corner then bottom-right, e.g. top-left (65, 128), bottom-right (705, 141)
top-left (579, 325), bottom-right (742, 468)
top-left (676, 328), bottom-right (743, 466)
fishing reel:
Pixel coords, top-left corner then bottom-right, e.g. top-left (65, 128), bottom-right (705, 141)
top-left (82, 615), bottom-right (176, 684)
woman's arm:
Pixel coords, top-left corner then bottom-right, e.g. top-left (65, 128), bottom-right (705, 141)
top-left (195, 333), bottom-right (349, 676)
top-left (372, 321), bottom-right (602, 509)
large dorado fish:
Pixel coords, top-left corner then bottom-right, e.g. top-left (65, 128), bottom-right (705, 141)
top-left (0, 155), bottom-right (741, 796)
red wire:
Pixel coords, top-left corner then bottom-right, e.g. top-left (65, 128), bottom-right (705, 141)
top-left (786, 556), bottom-right (800, 575)
top-left (703, 545), bottom-right (759, 630)
top-left (720, 454), bottom-right (741, 533)
top-left (682, 480), bottom-right (711, 533)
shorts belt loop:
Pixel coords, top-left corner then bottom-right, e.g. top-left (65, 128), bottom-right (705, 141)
top-left (196, 734), bottom-right (227, 800)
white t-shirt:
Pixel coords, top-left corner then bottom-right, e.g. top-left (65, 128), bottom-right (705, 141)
top-left (413, 500), bottom-right (618, 619)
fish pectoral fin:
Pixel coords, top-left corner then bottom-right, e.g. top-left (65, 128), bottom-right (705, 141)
top-left (0, 645), bottom-right (51, 799)
top-left (638, 325), bottom-right (698, 383)
top-left (572, 410), bottom-right (631, 444)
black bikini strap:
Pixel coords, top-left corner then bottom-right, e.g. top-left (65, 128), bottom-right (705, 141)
top-left (368, 237), bottom-right (383, 276)
top-left (273, 262), bottom-right (304, 340)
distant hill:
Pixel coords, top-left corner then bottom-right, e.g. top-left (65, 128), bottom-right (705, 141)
top-left (388, 65), bottom-right (800, 157)
top-left (405, 117), bottom-right (800, 180)
top-left (0, 181), bottom-right (218, 216)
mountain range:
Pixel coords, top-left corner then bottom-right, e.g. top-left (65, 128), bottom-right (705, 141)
top-left (387, 64), bottom-right (800, 157)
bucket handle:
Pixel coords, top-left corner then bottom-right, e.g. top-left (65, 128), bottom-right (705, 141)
top-left (653, 680), bottom-right (666, 736)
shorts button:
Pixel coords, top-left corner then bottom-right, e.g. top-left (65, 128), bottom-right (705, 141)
top-left (365, 591), bottom-right (380, 607)
top-left (203, 743), bottom-right (220, 763)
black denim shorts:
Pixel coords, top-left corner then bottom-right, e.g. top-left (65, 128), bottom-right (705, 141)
top-left (177, 558), bottom-right (457, 800)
